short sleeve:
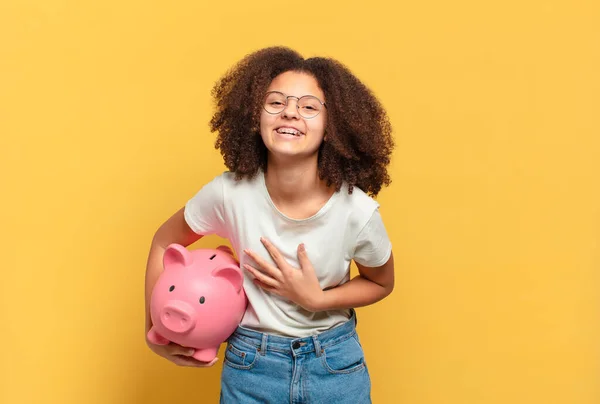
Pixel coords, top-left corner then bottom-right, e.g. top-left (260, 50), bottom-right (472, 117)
top-left (353, 209), bottom-right (392, 267)
top-left (184, 174), bottom-right (227, 238)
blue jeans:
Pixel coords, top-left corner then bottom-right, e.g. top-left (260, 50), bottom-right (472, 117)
top-left (220, 312), bottom-right (372, 403)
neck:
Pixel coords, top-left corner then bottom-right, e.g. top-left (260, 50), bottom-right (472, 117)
top-left (264, 155), bottom-right (326, 203)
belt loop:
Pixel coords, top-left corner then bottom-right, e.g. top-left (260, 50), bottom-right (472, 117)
top-left (259, 333), bottom-right (268, 356)
top-left (313, 335), bottom-right (323, 357)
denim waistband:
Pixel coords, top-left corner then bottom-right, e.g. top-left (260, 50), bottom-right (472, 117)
top-left (228, 310), bottom-right (358, 355)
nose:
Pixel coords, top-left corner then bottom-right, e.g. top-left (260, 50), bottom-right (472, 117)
top-left (282, 98), bottom-right (300, 119)
top-left (160, 301), bottom-right (196, 334)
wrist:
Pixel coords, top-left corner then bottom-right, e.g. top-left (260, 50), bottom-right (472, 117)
top-left (305, 290), bottom-right (327, 312)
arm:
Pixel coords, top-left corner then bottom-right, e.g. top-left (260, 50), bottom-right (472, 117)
top-left (144, 175), bottom-right (225, 367)
top-left (313, 207), bottom-right (396, 311)
top-left (244, 238), bottom-right (395, 313)
top-left (315, 251), bottom-right (395, 311)
top-left (144, 207), bottom-right (220, 367)
top-left (144, 207), bottom-right (203, 334)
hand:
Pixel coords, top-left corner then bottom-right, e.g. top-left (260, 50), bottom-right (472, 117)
top-left (243, 237), bottom-right (325, 312)
top-left (146, 338), bottom-right (219, 368)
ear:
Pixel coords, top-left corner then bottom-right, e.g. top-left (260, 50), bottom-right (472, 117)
top-left (212, 265), bottom-right (244, 293)
top-left (163, 244), bottom-right (193, 269)
top-left (216, 245), bottom-right (234, 257)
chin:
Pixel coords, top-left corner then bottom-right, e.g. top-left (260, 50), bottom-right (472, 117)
top-left (268, 147), bottom-right (320, 160)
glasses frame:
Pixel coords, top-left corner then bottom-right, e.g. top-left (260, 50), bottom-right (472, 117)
top-left (262, 91), bottom-right (327, 119)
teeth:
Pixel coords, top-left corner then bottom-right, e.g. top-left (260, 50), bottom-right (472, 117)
top-left (277, 128), bottom-right (301, 136)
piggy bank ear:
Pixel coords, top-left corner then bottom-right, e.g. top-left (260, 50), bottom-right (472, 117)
top-left (163, 244), bottom-right (193, 269)
top-left (216, 245), bottom-right (234, 257)
top-left (212, 265), bottom-right (244, 293)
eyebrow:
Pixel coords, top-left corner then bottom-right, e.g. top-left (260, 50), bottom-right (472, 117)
top-left (268, 90), bottom-right (325, 100)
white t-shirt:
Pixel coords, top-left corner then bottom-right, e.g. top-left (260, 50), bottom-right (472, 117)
top-left (184, 170), bottom-right (392, 337)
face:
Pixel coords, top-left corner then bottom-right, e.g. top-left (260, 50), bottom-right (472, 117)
top-left (259, 71), bottom-right (327, 160)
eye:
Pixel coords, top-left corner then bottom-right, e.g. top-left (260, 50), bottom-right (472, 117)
top-left (169, 285), bottom-right (175, 292)
top-left (199, 296), bottom-right (206, 304)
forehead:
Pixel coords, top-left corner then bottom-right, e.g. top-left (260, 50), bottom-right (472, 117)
top-left (267, 71), bottom-right (324, 99)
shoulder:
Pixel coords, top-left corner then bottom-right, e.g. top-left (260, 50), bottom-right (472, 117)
top-left (337, 183), bottom-right (380, 217)
top-left (198, 170), bottom-right (260, 188)
top-left (214, 170), bottom-right (235, 183)
top-left (335, 182), bottom-right (381, 231)
top-left (216, 170), bottom-right (263, 191)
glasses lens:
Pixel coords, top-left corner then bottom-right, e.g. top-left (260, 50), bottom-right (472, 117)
top-left (264, 92), bottom-right (286, 114)
top-left (298, 96), bottom-right (322, 118)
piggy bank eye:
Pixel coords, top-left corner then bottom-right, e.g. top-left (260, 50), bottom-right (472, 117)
top-left (199, 296), bottom-right (206, 304)
top-left (169, 285), bottom-right (175, 292)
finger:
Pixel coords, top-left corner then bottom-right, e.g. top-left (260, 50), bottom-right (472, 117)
top-left (244, 249), bottom-right (283, 281)
top-left (168, 343), bottom-right (195, 357)
top-left (253, 279), bottom-right (281, 295)
top-left (172, 355), bottom-right (218, 367)
top-left (171, 356), bottom-right (199, 367)
top-left (244, 264), bottom-right (279, 288)
top-left (259, 237), bottom-right (288, 270)
top-left (297, 243), bottom-right (312, 270)
top-left (201, 357), bottom-right (219, 367)
top-left (187, 357), bottom-right (219, 368)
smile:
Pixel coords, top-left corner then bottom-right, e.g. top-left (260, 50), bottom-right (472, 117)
top-left (275, 127), bottom-right (304, 137)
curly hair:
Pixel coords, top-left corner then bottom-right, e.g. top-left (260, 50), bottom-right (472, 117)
top-left (209, 46), bottom-right (394, 196)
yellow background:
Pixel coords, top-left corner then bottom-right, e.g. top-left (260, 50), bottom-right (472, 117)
top-left (1, 0), bottom-right (598, 403)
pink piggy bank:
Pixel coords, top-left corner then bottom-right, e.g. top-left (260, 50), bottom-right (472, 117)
top-left (147, 243), bottom-right (247, 362)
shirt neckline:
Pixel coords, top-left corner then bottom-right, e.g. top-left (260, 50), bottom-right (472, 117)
top-left (259, 169), bottom-right (340, 223)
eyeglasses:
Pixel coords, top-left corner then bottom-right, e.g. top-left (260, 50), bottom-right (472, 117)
top-left (262, 91), bottom-right (327, 119)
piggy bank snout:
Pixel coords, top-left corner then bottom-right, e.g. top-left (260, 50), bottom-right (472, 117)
top-left (160, 301), bottom-right (197, 334)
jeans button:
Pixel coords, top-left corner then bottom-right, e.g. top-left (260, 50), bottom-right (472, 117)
top-left (292, 341), bottom-right (301, 349)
